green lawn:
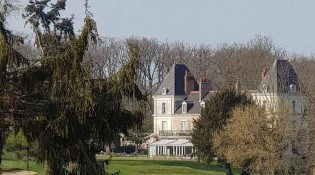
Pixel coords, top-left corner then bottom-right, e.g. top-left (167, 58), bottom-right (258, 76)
top-left (105, 157), bottom-right (240, 175)
top-left (1, 152), bottom-right (46, 175)
top-left (1, 152), bottom-right (240, 175)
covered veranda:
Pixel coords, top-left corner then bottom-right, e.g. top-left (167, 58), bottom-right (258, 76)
top-left (148, 139), bottom-right (194, 157)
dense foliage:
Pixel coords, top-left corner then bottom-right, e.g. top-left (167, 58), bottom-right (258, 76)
top-left (0, 0), bottom-right (28, 173)
top-left (5, 129), bottom-right (27, 153)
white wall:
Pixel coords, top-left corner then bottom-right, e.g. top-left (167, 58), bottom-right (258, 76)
top-left (152, 95), bottom-right (199, 135)
top-left (251, 92), bottom-right (308, 116)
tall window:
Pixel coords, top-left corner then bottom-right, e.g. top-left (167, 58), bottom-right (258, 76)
top-left (292, 101), bottom-right (296, 113)
top-left (162, 103), bottom-right (166, 114)
top-left (162, 121), bottom-right (167, 131)
top-left (180, 121), bottom-right (188, 130)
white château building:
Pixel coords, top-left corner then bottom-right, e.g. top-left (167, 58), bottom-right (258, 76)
top-left (149, 63), bottom-right (209, 157)
top-left (148, 59), bottom-right (309, 166)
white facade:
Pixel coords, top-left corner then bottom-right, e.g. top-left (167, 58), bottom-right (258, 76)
top-left (153, 95), bottom-right (198, 135)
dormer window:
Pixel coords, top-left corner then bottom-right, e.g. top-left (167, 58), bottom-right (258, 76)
top-left (290, 84), bottom-right (297, 93)
top-left (200, 101), bottom-right (205, 108)
top-left (262, 84), bottom-right (269, 93)
top-left (162, 87), bottom-right (168, 95)
top-left (182, 101), bottom-right (187, 114)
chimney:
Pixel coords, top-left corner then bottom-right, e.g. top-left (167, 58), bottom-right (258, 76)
top-left (199, 77), bottom-right (211, 101)
top-left (184, 71), bottom-right (194, 95)
top-left (235, 79), bottom-right (241, 95)
top-left (261, 67), bottom-right (267, 80)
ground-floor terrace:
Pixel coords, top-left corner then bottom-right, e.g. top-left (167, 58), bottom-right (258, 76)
top-left (148, 139), bottom-right (194, 157)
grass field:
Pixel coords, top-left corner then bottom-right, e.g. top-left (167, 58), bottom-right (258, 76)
top-left (1, 152), bottom-right (46, 175)
top-left (104, 157), bottom-right (240, 175)
top-left (1, 152), bottom-right (240, 175)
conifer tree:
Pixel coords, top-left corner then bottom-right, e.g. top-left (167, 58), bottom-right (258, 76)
top-left (0, 0), bottom-right (27, 173)
top-left (1, 0), bottom-right (145, 174)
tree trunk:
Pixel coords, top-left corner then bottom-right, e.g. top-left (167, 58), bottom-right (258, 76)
top-left (0, 138), bottom-right (3, 174)
top-left (46, 160), bottom-right (61, 175)
top-left (225, 162), bottom-right (233, 175)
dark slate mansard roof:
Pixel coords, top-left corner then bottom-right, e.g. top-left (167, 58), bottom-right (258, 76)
top-left (155, 63), bottom-right (199, 96)
top-left (259, 59), bottom-right (300, 94)
top-left (175, 92), bottom-right (200, 114)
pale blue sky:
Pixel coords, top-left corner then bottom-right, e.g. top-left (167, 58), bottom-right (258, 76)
top-left (7, 0), bottom-right (315, 55)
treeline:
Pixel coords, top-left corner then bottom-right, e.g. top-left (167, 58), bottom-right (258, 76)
top-left (15, 35), bottom-right (315, 107)
top-left (14, 36), bottom-right (315, 157)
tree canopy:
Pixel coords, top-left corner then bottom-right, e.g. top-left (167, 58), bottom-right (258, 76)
top-left (213, 104), bottom-right (298, 174)
top-left (191, 89), bottom-right (252, 173)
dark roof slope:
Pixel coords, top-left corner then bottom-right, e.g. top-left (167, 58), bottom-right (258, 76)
top-left (155, 63), bottom-right (199, 95)
top-left (259, 59), bottom-right (300, 93)
top-left (175, 92), bottom-right (201, 114)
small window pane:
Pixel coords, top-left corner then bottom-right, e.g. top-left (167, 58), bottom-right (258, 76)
top-left (162, 103), bottom-right (166, 114)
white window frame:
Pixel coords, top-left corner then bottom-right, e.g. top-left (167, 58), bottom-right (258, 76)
top-left (182, 101), bottom-right (187, 114)
top-left (180, 121), bottom-right (188, 131)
